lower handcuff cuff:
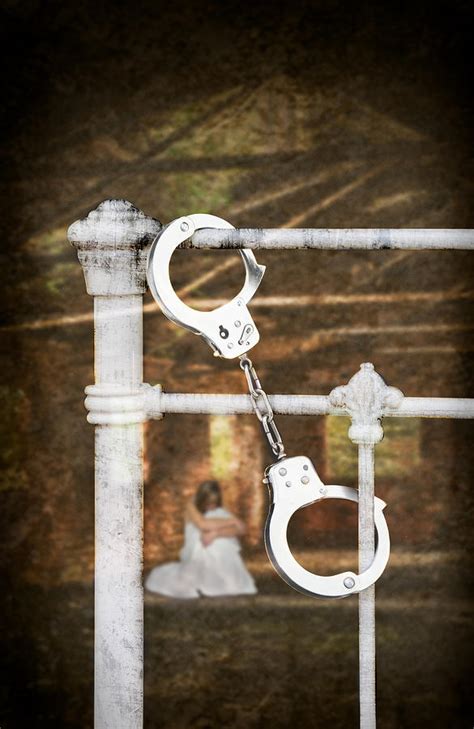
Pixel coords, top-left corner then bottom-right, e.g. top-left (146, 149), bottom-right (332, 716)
top-left (146, 214), bottom-right (390, 599)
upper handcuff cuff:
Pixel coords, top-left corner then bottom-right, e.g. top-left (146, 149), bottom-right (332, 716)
top-left (146, 214), bottom-right (390, 599)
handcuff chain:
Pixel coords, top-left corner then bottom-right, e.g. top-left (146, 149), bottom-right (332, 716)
top-left (239, 355), bottom-right (286, 460)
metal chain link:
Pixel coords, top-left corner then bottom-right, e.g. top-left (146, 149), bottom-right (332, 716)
top-left (239, 355), bottom-right (286, 460)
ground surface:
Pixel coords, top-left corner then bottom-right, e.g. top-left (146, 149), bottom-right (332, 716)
top-left (2, 551), bottom-right (472, 728)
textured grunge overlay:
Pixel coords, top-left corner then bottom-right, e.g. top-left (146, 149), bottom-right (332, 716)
top-left (0, 2), bottom-right (473, 728)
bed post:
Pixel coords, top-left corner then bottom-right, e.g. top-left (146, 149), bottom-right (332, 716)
top-left (68, 200), bottom-right (161, 729)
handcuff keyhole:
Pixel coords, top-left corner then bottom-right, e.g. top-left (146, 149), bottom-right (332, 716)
top-left (219, 325), bottom-right (229, 339)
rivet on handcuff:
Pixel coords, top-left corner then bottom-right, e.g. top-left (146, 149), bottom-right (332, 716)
top-left (147, 214), bottom-right (390, 599)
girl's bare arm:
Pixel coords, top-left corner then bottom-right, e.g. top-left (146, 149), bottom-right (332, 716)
top-left (201, 520), bottom-right (246, 546)
top-left (185, 501), bottom-right (240, 531)
top-left (209, 520), bottom-right (246, 538)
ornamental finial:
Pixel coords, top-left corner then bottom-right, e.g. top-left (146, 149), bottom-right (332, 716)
top-left (329, 363), bottom-right (404, 444)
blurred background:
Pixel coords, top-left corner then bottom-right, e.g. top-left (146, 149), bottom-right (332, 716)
top-left (0, 0), bottom-right (473, 727)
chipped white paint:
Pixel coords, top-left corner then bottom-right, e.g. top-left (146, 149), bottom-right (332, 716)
top-left (330, 364), bottom-right (404, 729)
top-left (69, 199), bottom-right (473, 729)
top-left (356, 444), bottom-right (377, 729)
top-left (83, 382), bottom-right (474, 423)
top-left (68, 200), bottom-right (161, 729)
top-left (190, 227), bottom-right (474, 250)
top-left (145, 389), bottom-right (474, 419)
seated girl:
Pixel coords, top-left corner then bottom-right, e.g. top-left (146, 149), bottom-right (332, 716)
top-left (145, 480), bottom-right (257, 598)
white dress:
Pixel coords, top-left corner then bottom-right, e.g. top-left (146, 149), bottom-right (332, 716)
top-left (145, 507), bottom-right (257, 598)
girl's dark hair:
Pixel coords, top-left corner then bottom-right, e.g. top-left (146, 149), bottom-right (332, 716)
top-left (194, 480), bottom-right (222, 514)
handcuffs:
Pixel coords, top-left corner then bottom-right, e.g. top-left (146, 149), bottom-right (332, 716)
top-left (147, 214), bottom-right (390, 599)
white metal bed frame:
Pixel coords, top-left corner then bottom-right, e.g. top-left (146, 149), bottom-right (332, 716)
top-left (68, 199), bottom-right (474, 729)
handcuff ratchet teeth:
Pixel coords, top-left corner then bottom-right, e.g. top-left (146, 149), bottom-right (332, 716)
top-left (146, 214), bottom-right (265, 358)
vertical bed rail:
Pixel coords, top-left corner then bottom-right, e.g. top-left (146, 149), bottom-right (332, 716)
top-left (69, 200), bottom-right (161, 729)
top-left (330, 364), bottom-right (404, 729)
